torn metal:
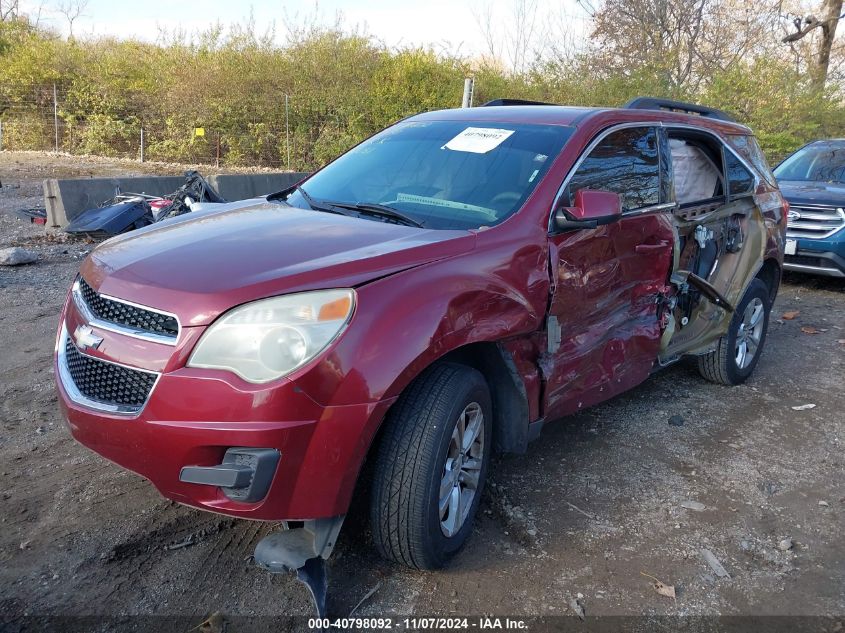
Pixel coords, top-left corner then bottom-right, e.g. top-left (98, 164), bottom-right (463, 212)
top-left (64, 170), bottom-right (226, 238)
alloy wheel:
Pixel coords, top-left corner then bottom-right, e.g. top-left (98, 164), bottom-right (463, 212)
top-left (438, 402), bottom-right (485, 537)
top-left (735, 297), bottom-right (765, 369)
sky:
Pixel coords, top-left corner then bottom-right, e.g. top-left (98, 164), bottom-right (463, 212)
top-left (20, 0), bottom-right (592, 59)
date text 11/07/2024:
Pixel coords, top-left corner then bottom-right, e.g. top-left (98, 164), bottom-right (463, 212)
top-left (307, 617), bottom-right (529, 630)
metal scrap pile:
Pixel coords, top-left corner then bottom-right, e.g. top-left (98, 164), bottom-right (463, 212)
top-left (64, 171), bottom-right (227, 238)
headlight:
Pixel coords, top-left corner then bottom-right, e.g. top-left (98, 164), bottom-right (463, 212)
top-left (188, 289), bottom-right (355, 383)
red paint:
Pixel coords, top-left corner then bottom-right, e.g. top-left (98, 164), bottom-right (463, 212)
top-left (563, 189), bottom-right (623, 222)
top-left (56, 105), bottom-right (784, 521)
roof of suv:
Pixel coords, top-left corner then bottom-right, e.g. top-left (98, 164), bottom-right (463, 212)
top-left (410, 105), bottom-right (753, 136)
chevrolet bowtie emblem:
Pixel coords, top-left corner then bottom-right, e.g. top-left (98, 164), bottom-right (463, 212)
top-left (74, 324), bottom-right (103, 351)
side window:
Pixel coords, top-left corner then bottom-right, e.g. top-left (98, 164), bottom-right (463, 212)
top-left (724, 149), bottom-right (755, 198)
top-left (727, 134), bottom-right (776, 187)
top-left (565, 127), bottom-right (660, 212)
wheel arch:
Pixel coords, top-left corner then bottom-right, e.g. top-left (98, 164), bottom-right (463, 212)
top-left (756, 257), bottom-right (781, 304)
top-left (346, 340), bottom-right (534, 537)
top-left (438, 341), bottom-right (533, 454)
top-left (358, 340), bottom-right (534, 493)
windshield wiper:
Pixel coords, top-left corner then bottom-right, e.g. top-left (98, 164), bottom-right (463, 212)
top-left (293, 186), bottom-right (357, 218)
top-left (327, 201), bottom-right (425, 228)
top-left (282, 187), bottom-right (423, 227)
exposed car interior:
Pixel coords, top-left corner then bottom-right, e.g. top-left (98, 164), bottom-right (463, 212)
top-left (669, 138), bottom-right (724, 204)
top-left (662, 128), bottom-right (757, 360)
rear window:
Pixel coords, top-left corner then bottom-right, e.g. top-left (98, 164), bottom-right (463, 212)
top-left (727, 135), bottom-right (776, 187)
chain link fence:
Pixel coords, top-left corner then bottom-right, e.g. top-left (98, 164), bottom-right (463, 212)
top-left (0, 82), bottom-right (400, 170)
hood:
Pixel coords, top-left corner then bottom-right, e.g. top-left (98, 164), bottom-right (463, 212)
top-left (777, 180), bottom-right (845, 207)
top-left (80, 202), bottom-right (475, 326)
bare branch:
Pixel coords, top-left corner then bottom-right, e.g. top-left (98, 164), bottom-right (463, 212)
top-left (471, 0), bottom-right (501, 63)
top-left (1, 0), bottom-right (20, 21)
top-left (505, 0), bottom-right (539, 74)
top-left (55, 0), bottom-right (89, 38)
top-left (782, 15), bottom-right (824, 43)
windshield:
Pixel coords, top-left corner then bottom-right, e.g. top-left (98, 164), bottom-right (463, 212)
top-left (774, 142), bottom-right (845, 184)
top-left (286, 120), bottom-right (574, 230)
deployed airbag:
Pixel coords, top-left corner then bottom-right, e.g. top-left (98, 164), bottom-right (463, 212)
top-left (670, 139), bottom-right (721, 204)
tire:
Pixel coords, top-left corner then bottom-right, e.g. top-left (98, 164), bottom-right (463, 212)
top-left (697, 278), bottom-right (770, 385)
top-left (370, 362), bottom-right (492, 570)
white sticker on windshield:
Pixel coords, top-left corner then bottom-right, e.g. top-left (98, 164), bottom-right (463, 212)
top-left (443, 127), bottom-right (514, 154)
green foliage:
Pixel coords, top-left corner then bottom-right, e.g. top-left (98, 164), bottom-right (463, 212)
top-left (67, 114), bottom-right (141, 157)
top-left (370, 49), bottom-right (465, 123)
top-left (1, 18), bottom-right (843, 168)
top-left (703, 58), bottom-right (843, 162)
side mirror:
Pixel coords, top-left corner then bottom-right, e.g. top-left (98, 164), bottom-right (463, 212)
top-left (554, 189), bottom-right (623, 231)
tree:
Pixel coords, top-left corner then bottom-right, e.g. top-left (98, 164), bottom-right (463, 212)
top-left (473, 0), bottom-right (541, 74)
top-left (583, 0), bottom-right (787, 92)
top-left (55, 0), bottom-right (88, 39)
top-left (782, 0), bottom-right (844, 87)
top-left (1, 0), bottom-right (19, 21)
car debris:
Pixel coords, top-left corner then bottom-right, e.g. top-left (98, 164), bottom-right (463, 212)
top-left (64, 170), bottom-right (227, 237)
top-left (681, 500), bottom-right (706, 511)
top-left (791, 403), bottom-right (816, 410)
top-left (13, 208), bottom-right (47, 225)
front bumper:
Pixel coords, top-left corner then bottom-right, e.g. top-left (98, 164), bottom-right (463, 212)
top-left (57, 369), bottom-right (385, 520)
top-left (784, 234), bottom-right (845, 278)
top-left (55, 299), bottom-right (390, 521)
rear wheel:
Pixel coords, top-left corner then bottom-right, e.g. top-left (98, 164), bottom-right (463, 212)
top-left (697, 278), bottom-right (770, 385)
top-left (370, 363), bottom-right (492, 570)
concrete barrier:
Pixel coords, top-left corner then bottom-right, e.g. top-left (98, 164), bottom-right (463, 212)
top-left (44, 172), bottom-right (309, 228)
top-left (209, 173), bottom-right (306, 203)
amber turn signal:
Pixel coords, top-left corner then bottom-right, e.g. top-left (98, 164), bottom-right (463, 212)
top-left (318, 295), bottom-right (352, 321)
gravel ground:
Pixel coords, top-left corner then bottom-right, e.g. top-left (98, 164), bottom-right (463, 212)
top-left (1, 151), bottom-right (843, 632)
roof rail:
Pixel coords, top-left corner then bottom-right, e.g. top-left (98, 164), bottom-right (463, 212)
top-left (481, 98), bottom-right (556, 107)
top-left (623, 97), bottom-right (736, 123)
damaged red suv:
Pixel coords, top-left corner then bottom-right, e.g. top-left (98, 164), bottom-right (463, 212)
top-left (56, 98), bottom-right (786, 578)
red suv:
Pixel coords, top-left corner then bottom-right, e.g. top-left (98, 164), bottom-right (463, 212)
top-left (56, 97), bottom-right (786, 576)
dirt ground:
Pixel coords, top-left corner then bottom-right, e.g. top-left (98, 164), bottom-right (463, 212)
top-left (1, 151), bottom-right (843, 632)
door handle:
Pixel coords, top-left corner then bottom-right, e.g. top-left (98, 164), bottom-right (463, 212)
top-left (635, 241), bottom-right (669, 253)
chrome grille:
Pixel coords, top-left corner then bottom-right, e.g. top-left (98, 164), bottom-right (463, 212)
top-left (74, 278), bottom-right (179, 343)
top-left (786, 204), bottom-right (845, 240)
top-left (61, 333), bottom-right (157, 413)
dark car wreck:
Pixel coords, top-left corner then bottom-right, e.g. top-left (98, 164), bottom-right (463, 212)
top-left (54, 97), bottom-right (786, 614)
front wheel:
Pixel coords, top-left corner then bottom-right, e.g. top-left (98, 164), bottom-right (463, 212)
top-left (370, 363), bottom-right (492, 570)
top-left (697, 278), bottom-right (771, 385)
